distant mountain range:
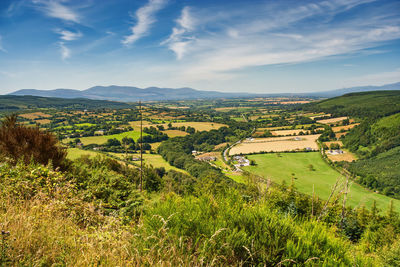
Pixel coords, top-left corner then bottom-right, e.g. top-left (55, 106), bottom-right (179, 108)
top-left (8, 82), bottom-right (400, 101)
top-left (9, 86), bottom-right (252, 102)
top-left (305, 82), bottom-right (400, 97)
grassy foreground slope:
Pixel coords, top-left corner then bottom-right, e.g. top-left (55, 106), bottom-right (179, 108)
top-left (243, 152), bottom-right (400, 212)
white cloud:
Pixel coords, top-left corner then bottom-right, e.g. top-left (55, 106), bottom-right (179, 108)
top-left (122, 0), bottom-right (167, 45)
top-left (33, 0), bottom-right (79, 23)
top-left (59, 42), bottom-right (70, 60)
top-left (161, 1), bottom-right (400, 81)
top-left (0, 36), bottom-right (6, 52)
top-left (55, 29), bottom-right (82, 41)
top-left (176, 6), bottom-right (195, 31)
top-left (162, 6), bottom-right (196, 59)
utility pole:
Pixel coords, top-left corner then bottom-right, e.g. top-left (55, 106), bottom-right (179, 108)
top-left (139, 101), bottom-right (143, 192)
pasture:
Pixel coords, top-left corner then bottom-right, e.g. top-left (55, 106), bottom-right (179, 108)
top-left (317, 116), bottom-right (348, 124)
top-left (111, 152), bottom-right (188, 173)
top-left (67, 148), bottom-right (102, 160)
top-left (36, 119), bottom-right (51, 125)
top-left (19, 112), bottom-right (51, 119)
top-left (332, 123), bottom-right (359, 132)
top-left (163, 129), bottom-right (188, 137)
top-left (130, 121), bottom-right (227, 132)
top-left (72, 130), bottom-right (146, 145)
top-left (243, 152), bottom-right (400, 212)
top-left (229, 134), bottom-right (320, 155)
top-left (271, 129), bottom-right (308, 136)
top-left (326, 149), bottom-right (357, 162)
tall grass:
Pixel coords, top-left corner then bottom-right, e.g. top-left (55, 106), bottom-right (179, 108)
top-left (0, 160), bottom-right (391, 266)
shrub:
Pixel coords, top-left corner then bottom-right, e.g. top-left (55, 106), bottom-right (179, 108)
top-left (0, 115), bottom-right (67, 169)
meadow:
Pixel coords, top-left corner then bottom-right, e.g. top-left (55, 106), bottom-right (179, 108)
top-left (67, 148), bottom-right (102, 160)
top-left (110, 152), bottom-right (188, 173)
top-left (243, 152), bottom-right (400, 212)
top-left (317, 117), bottom-right (348, 124)
top-left (71, 130), bottom-right (147, 145)
top-left (130, 121), bottom-right (227, 132)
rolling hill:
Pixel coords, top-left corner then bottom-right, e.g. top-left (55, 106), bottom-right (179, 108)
top-left (8, 82), bottom-right (400, 102)
top-left (0, 95), bottom-right (131, 110)
top-left (304, 90), bottom-right (400, 199)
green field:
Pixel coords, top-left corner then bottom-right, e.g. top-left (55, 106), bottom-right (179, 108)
top-left (110, 152), bottom-right (188, 174)
top-left (75, 123), bottom-right (96, 127)
top-left (71, 130), bottom-right (147, 145)
top-left (243, 152), bottom-right (400, 213)
top-left (67, 148), bottom-right (103, 160)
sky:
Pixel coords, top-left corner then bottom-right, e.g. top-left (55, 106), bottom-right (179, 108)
top-left (0, 0), bottom-right (400, 94)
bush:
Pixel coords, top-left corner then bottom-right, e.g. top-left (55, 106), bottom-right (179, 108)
top-left (0, 115), bottom-right (67, 170)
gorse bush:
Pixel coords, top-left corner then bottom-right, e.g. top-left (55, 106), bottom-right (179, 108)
top-left (0, 114), bottom-right (67, 170)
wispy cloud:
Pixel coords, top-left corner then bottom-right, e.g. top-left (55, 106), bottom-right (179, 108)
top-left (33, 0), bottom-right (79, 23)
top-left (162, 6), bottom-right (195, 59)
top-left (164, 0), bottom-right (400, 81)
top-left (0, 35), bottom-right (6, 53)
top-left (59, 42), bottom-right (70, 60)
top-left (55, 29), bottom-right (82, 41)
top-left (122, 0), bottom-right (167, 45)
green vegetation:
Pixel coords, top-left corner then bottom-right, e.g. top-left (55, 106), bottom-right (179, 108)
top-left (243, 152), bottom-right (400, 212)
top-left (305, 90), bottom-right (400, 118)
top-left (0, 95), bottom-right (131, 110)
top-left (67, 148), bottom-right (103, 160)
top-left (348, 146), bottom-right (400, 198)
top-left (75, 130), bottom-right (146, 145)
top-left (304, 91), bottom-right (400, 199)
top-left (3, 94), bottom-right (400, 265)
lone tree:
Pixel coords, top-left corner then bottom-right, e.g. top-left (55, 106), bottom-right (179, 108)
top-left (0, 114), bottom-right (67, 169)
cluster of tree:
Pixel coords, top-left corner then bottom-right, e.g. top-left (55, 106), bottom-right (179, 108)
top-left (142, 126), bottom-right (168, 142)
top-left (344, 146), bottom-right (400, 198)
top-left (318, 127), bottom-right (336, 142)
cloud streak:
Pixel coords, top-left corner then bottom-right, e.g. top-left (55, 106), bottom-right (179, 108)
top-left (59, 42), bottom-right (70, 60)
top-left (162, 7), bottom-right (196, 59)
top-left (0, 36), bottom-right (6, 52)
top-left (33, 0), bottom-right (79, 23)
top-left (165, 0), bottom-right (400, 81)
top-left (55, 29), bottom-right (82, 41)
top-left (122, 0), bottom-right (167, 45)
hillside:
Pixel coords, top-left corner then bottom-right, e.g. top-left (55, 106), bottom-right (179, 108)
top-left (305, 82), bottom-right (400, 98)
top-left (1, 115), bottom-right (400, 266)
top-left (349, 146), bottom-right (400, 197)
top-left (303, 91), bottom-right (400, 199)
top-left (304, 90), bottom-right (400, 118)
top-left (0, 95), bottom-right (131, 110)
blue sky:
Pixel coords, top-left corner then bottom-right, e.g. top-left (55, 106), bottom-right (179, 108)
top-left (0, 0), bottom-right (399, 94)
